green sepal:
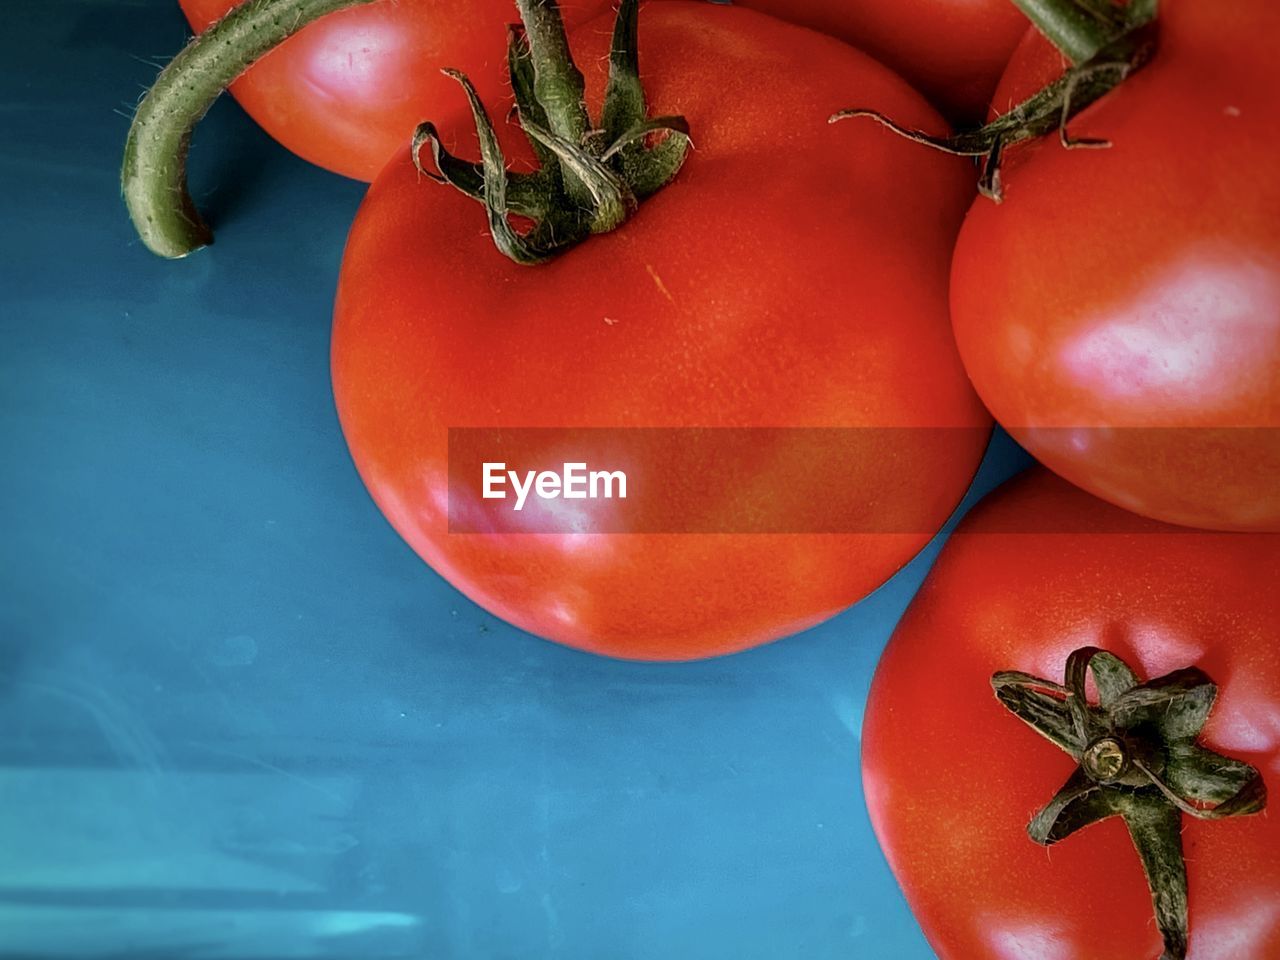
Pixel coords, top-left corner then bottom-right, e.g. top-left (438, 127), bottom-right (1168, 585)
top-left (410, 121), bottom-right (552, 222)
top-left (1163, 742), bottom-right (1268, 811)
top-left (992, 646), bottom-right (1267, 960)
top-left (830, 5), bottom-right (1159, 202)
top-left (1111, 668), bottom-right (1217, 742)
top-left (1062, 646), bottom-right (1116, 742)
top-left (1126, 0), bottom-right (1159, 30)
top-left (1028, 768), bottom-right (1117, 845)
top-left (416, 0), bottom-right (690, 265)
top-left (441, 68), bottom-right (561, 265)
top-left (1074, 647), bottom-right (1139, 707)
top-left (520, 118), bottom-right (636, 235)
top-left (600, 0), bottom-right (646, 144)
top-left (991, 671), bottom-right (1084, 757)
top-left (604, 116), bottom-right (691, 199)
top-left (602, 116), bottom-right (691, 161)
top-left (597, 0), bottom-right (690, 198)
top-left (1122, 795), bottom-right (1189, 960)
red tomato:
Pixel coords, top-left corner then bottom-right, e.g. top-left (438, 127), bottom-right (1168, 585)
top-left (331, 2), bottom-right (990, 660)
top-left (179, 0), bottom-right (614, 180)
top-left (734, 0), bottom-right (1029, 122)
top-left (950, 0), bottom-right (1280, 531)
top-left (863, 468), bottom-right (1280, 959)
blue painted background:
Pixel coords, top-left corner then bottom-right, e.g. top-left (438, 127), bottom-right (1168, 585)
top-left (0, 2), bottom-right (1029, 956)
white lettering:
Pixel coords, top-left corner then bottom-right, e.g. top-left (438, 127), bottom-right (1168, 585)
top-left (482, 462), bottom-right (506, 499)
top-left (510, 469), bottom-right (536, 512)
top-left (562, 463), bottom-right (588, 499)
top-left (591, 469), bottom-right (627, 500)
top-left (481, 462), bottom-right (629, 511)
top-left (536, 471), bottom-right (561, 499)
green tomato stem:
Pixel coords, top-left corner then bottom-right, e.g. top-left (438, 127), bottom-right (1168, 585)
top-left (412, 0), bottom-right (689, 264)
top-left (511, 0), bottom-right (592, 207)
top-left (1008, 0), bottom-right (1119, 64)
top-left (121, 0), bottom-right (376, 259)
top-left (831, 0), bottom-right (1158, 204)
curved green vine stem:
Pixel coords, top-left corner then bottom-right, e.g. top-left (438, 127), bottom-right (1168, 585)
top-left (992, 647), bottom-right (1267, 960)
top-left (122, 0), bottom-right (376, 258)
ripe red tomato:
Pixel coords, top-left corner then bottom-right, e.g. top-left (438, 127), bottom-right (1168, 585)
top-left (863, 468), bottom-right (1280, 959)
top-left (950, 0), bottom-right (1280, 531)
top-left (734, 0), bottom-right (1029, 122)
top-left (331, 2), bottom-right (990, 660)
top-left (179, 0), bottom-right (614, 180)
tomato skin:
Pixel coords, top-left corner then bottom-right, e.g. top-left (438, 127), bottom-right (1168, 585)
top-left (735, 0), bottom-right (1029, 122)
top-left (950, 0), bottom-right (1280, 531)
top-left (863, 468), bottom-right (1280, 959)
top-left (179, 0), bottom-right (613, 180)
top-left (331, 3), bottom-right (990, 660)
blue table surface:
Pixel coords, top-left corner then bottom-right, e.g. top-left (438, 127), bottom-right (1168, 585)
top-left (0, 3), bottom-right (1031, 957)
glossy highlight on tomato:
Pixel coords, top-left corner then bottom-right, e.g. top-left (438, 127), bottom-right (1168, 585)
top-left (950, 0), bottom-right (1280, 531)
top-left (331, 2), bottom-right (991, 660)
top-left (179, 0), bottom-right (614, 180)
top-left (863, 469), bottom-right (1280, 959)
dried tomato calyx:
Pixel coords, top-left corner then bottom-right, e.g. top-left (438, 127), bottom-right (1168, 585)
top-left (992, 646), bottom-right (1267, 960)
top-left (830, 0), bottom-right (1159, 202)
top-left (412, 0), bottom-right (690, 265)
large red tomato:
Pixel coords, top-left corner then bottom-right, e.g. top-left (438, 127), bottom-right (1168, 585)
top-left (950, 0), bottom-right (1280, 532)
top-left (179, 0), bottom-right (613, 180)
top-left (735, 0), bottom-right (1029, 122)
top-left (331, 2), bottom-right (991, 660)
top-left (863, 468), bottom-right (1280, 959)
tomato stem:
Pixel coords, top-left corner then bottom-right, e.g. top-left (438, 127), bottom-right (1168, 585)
top-left (1008, 0), bottom-right (1122, 64)
top-left (832, 0), bottom-right (1158, 202)
top-left (993, 647), bottom-right (1267, 960)
top-left (411, 0), bottom-right (690, 264)
top-left (512, 0), bottom-right (591, 206)
top-left (122, 0), bottom-right (376, 258)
